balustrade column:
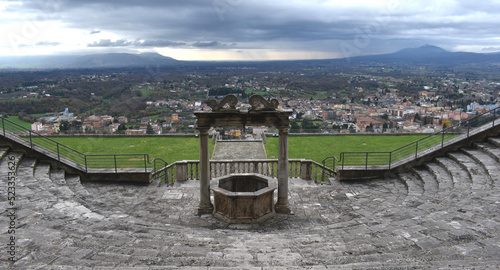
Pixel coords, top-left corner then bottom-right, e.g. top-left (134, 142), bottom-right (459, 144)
top-left (275, 126), bottom-right (291, 214)
top-left (197, 127), bottom-right (213, 215)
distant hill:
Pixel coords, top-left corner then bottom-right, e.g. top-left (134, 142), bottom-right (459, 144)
top-left (68, 53), bottom-right (179, 68)
top-left (0, 53), bottom-right (179, 69)
top-left (2, 45), bottom-right (500, 69)
top-left (345, 45), bottom-right (500, 64)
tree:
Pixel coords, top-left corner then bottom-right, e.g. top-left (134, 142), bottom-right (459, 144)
top-left (146, 123), bottom-right (155, 134)
top-left (365, 123), bottom-right (374, 132)
top-left (290, 122), bottom-right (300, 130)
top-left (414, 113), bottom-right (421, 122)
top-left (442, 118), bottom-right (451, 128)
top-left (118, 124), bottom-right (127, 133)
top-left (382, 122), bottom-right (388, 131)
top-left (301, 119), bottom-right (319, 131)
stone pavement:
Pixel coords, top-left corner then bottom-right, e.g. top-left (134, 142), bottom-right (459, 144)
top-left (211, 140), bottom-right (268, 160)
top-left (1, 140), bottom-right (500, 268)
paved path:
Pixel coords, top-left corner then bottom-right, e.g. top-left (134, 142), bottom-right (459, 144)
top-left (211, 140), bottom-right (267, 160)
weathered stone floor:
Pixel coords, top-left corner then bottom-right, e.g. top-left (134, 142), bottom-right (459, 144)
top-left (1, 138), bottom-right (500, 269)
top-left (211, 140), bottom-right (268, 160)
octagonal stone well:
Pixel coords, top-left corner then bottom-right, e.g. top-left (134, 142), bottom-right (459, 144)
top-left (210, 173), bottom-right (276, 224)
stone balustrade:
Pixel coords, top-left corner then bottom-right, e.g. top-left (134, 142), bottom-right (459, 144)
top-left (160, 159), bottom-right (335, 185)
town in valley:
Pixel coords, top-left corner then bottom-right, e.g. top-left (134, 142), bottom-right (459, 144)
top-left (1, 47), bottom-right (500, 137)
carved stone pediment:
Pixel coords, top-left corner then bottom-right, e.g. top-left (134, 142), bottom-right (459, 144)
top-left (249, 95), bottom-right (278, 111)
top-left (208, 94), bottom-right (279, 112)
top-left (208, 94), bottom-right (238, 111)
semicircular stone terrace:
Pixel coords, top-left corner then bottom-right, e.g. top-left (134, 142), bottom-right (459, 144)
top-left (1, 136), bottom-right (500, 269)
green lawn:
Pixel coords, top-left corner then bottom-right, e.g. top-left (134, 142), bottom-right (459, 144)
top-left (4, 116), bottom-right (32, 129)
top-left (264, 135), bottom-right (427, 163)
top-left (44, 134), bottom-right (437, 165)
top-left (51, 137), bottom-right (214, 164)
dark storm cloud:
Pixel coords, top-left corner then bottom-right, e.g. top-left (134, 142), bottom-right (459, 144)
top-left (192, 41), bottom-right (231, 48)
top-left (88, 39), bottom-right (186, 48)
top-left (87, 39), bottom-right (131, 47)
top-left (5, 0), bottom-right (500, 56)
top-left (136, 40), bottom-right (186, 47)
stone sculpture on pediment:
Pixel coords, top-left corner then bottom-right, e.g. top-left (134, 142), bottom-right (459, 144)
top-left (249, 95), bottom-right (278, 111)
top-left (209, 94), bottom-right (238, 111)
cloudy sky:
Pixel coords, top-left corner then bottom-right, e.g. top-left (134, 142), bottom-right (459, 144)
top-left (1, 0), bottom-right (500, 60)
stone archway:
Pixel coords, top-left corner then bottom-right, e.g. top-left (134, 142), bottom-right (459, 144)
top-left (195, 95), bottom-right (293, 215)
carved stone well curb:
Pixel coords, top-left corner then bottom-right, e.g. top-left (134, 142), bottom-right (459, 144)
top-left (210, 173), bottom-right (276, 224)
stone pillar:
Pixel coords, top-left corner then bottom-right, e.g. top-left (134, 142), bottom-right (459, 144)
top-left (197, 127), bottom-right (213, 215)
top-left (300, 160), bottom-right (312, 180)
top-left (275, 126), bottom-right (291, 214)
top-left (176, 161), bottom-right (187, 181)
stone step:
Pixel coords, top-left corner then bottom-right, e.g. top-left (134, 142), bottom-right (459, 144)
top-left (461, 148), bottom-right (500, 184)
top-left (12, 157), bottom-right (108, 223)
top-left (17, 158), bottom-right (54, 196)
top-left (398, 172), bottom-right (424, 204)
top-left (80, 178), bottom-right (175, 224)
top-left (411, 166), bottom-right (439, 194)
top-left (48, 167), bottom-right (78, 198)
top-left (0, 150), bottom-right (24, 202)
top-left (4, 133), bottom-right (500, 269)
top-left (64, 175), bottom-right (132, 219)
top-left (0, 146), bottom-right (9, 159)
top-left (487, 136), bottom-right (500, 147)
top-left (390, 176), bottom-right (408, 205)
top-left (474, 141), bottom-right (500, 163)
top-left (423, 162), bottom-right (454, 192)
top-left (33, 163), bottom-right (75, 199)
top-left (447, 152), bottom-right (490, 190)
top-left (434, 157), bottom-right (472, 191)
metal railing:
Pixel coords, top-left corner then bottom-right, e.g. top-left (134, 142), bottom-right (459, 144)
top-left (156, 158), bottom-right (335, 185)
top-left (338, 107), bottom-right (500, 170)
top-left (321, 155), bottom-right (339, 179)
top-left (1, 116), bottom-right (167, 177)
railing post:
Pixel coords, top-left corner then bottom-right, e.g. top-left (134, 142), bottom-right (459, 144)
top-left (467, 119), bottom-right (470, 138)
top-left (341, 153), bottom-right (344, 170)
top-left (84, 155), bottom-right (88, 173)
top-left (167, 162), bottom-right (174, 184)
top-left (300, 160), bottom-right (312, 180)
top-left (176, 161), bottom-right (188, 181)
top-left (2, 117), bottom-right (5, 137)
top-left (29, 130), bottom-right (33, 149)
top-left (365, 153), bottom-right (368, 170)
top-left (388, 152), bottom-right (392, 170)
top-left (114, 155), bottom-right (117, 173)
top-left (441, 129), bottom-right (445, 148)
top-left (57, 143), bottom-right (60, 161)
top-left (415, 141), bottom-right (418, 160)
top-left (493, 108), bottom-right (496, 127)
top-left (144, 154), bottom-right (147, 173)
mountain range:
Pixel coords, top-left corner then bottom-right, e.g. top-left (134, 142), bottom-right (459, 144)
top-left (1, 45), bottom-right (500, 69)
top-left (344, 45), bottom-right (500, 64)
top-left (0, 52), bottom-right (179, 69)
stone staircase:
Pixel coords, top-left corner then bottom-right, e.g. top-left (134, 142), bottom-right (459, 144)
top-left (1, 132), bottom-right (500, 269)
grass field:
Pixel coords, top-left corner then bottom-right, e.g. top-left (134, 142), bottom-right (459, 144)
top-left (51, 137), bottom-right (214, 164)
top-left (4, 116), bottom-right (32, 129)
top-left (49, 135), bottom-right (429, 164)
top-left (264, 135), bottom-right (428, 163)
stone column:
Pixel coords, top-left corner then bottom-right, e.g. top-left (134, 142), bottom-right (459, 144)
top-left (275, 126), bottom-right (291, 214)
top-left (197, 127), bottom-right (213, 215)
